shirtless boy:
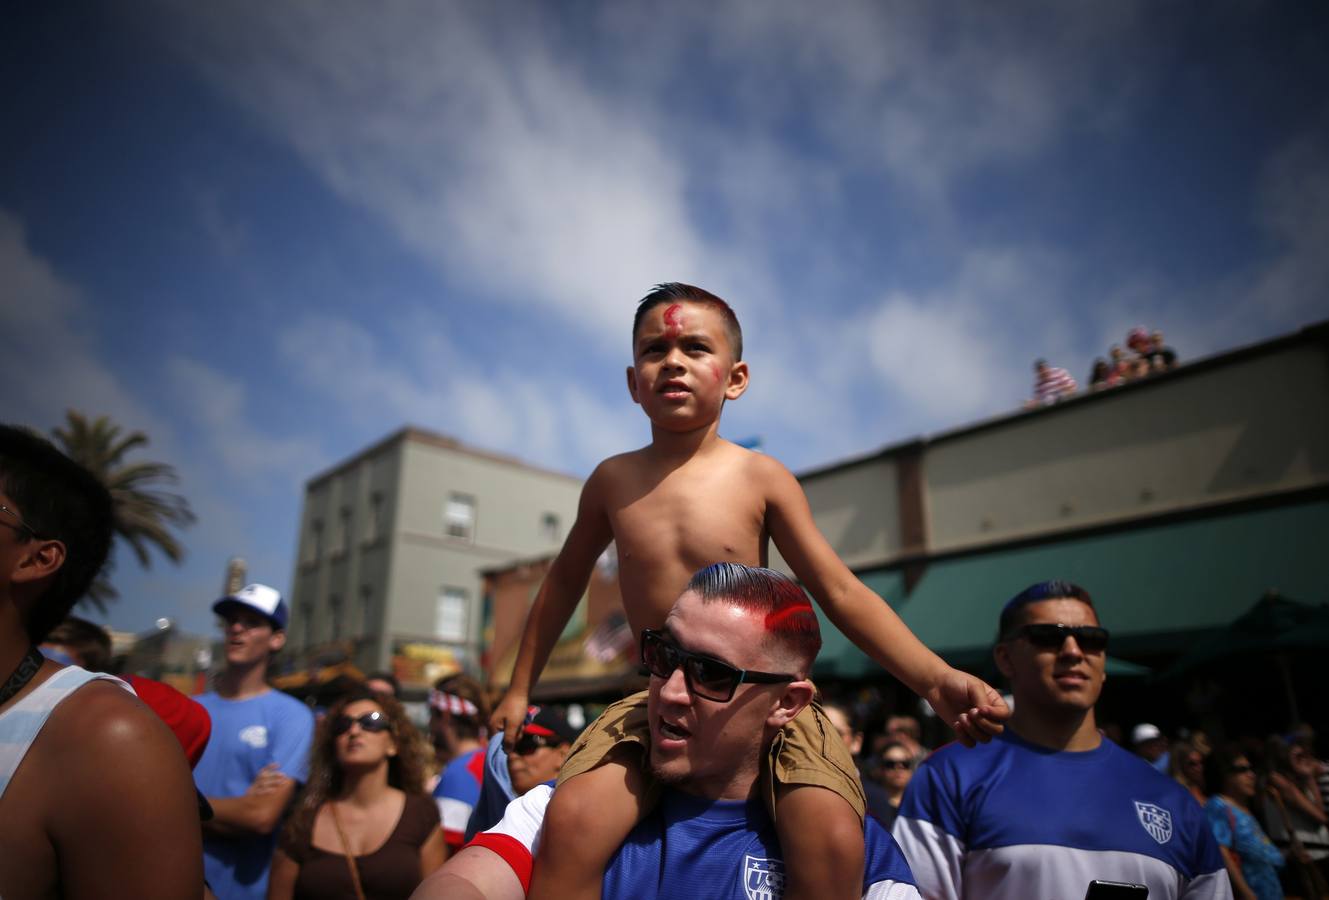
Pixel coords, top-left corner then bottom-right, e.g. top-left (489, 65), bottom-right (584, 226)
top-left (0, 424), bottom-right (203, 899)
top-left (490, 284), bottom-right (1008, 900)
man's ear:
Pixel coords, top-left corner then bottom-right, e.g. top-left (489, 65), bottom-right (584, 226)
top-left (10, 538), bottom-right (66, 587)
top-left (724, 361), bottom-right (750, 401)
top-left (626, 366), bottom-right (641, 405)
top-left (993, 642), bottom-right (1013, 680)
top-left (268, 629), bottom-right (287, 654)
top-left (766, 678), bottom-right (814, 730)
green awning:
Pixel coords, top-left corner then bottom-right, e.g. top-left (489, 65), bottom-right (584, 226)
top-left (813, 497), bottom-right (1329, 679)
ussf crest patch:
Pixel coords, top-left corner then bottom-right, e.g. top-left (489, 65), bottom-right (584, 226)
top-left (742, 855), bottom-right (786, 900)
top-left (1134, 800), bottom-right (1173, 844)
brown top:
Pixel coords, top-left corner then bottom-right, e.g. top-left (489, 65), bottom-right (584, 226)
top-left (281, 793), bottom-right (440, 900)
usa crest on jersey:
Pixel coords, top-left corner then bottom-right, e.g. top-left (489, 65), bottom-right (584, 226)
top-left (1134, 800), bottom-right (1173, 844)
top-left (742, 855), bottom-right (786, 900)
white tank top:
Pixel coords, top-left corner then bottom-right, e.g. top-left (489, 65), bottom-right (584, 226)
top-left (0, 665), bottom-right (131, 799)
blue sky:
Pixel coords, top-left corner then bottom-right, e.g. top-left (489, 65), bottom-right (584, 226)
top-left (4, 1), bottom-right (1327, 637)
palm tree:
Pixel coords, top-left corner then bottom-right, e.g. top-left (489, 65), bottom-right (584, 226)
top-left (51, 410), bottom-right (196, 610)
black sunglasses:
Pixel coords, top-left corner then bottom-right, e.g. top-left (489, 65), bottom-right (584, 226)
top-left (1008, 623), bottom-right (1109, 653)
top-left (332, 711), bottom-right (391, 736)
top-left (513, 732), bottom-right (562, 756)
top-left (1229, 763), bottom-right (1254, 774)
top-left (881, 759), bottom-right (913, 771)
top-left (0, 504), bottom-right (40, 541)
top-left (639, 629), bottom-right (796, 703)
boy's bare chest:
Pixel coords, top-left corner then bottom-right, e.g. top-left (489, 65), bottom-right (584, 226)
top-left (607, 471), bottom-right (767, 568)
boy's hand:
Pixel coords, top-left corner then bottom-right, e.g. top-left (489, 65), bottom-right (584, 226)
top-left (924, 669), bottom-right (1010, 748)
top-left (489, 689), bottom-right (530, 750)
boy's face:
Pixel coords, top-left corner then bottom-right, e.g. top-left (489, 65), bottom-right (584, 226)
top-left (627, 301), bottom-right (748, 432)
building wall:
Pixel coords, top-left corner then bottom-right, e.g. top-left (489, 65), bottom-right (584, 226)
top-left (926, 343), bottom-right (1329, 553)
top-left (289, 429), bottom-right (583, 681)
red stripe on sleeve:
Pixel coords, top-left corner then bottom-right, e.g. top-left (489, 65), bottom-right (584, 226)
top-left (467, 832), bottom-right (534, 893)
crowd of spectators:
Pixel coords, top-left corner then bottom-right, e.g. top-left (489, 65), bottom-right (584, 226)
top-left (1030, 326), bottom-right (1180, 407)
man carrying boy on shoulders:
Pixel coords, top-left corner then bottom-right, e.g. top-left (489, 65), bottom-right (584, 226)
top-left (490, 284), bottom-right (1008, 900)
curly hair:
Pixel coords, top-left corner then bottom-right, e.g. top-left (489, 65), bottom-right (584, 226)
top-left (283, 687), bottom-right (431, 849)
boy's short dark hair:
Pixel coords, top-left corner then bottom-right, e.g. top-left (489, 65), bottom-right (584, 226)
top-left (633, 283), bottom-right (744, 361)
top-left (0, 425), bottom-right (114, 644)
top-left (44, 616), bottom-right (113, 672)
top-left (685, 562), bottom-right (820, 674)
top-left (997, 580), bottom-right (1095, 642)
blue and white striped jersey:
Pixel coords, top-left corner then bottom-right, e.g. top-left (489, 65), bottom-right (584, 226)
top-left (892, 730), bottom-right (1231, 900)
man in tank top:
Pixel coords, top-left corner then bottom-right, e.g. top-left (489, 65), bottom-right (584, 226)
top-left (0, 424), bottom-right (203, 899)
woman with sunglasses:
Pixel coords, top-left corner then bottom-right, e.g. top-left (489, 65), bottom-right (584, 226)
top-left (1203, 745), bottom-right (1284, 900)
top-left (268, 689), bottom-right (446, 900)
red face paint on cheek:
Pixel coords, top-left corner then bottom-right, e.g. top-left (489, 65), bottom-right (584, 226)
top-left (662, 303), bottom-right (683, 337)
top-left (710, 363), bottom-right (722, 383)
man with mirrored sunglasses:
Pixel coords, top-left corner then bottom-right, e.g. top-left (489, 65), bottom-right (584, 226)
top-left (415, 563), bottom-right (920, 900)
top-left (894, 580), bottom-right (1231, 900)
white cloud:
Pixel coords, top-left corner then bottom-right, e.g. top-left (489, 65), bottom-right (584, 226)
top-left (165, 357), bottom-right (324, 481)
top-left (277, 313), bottom-right (638, 473)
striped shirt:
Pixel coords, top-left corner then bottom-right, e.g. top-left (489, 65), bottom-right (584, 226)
top-left (0, 666), bottom-right (130, 798)
top-left (1033, 366), bottom-right (1078, 404)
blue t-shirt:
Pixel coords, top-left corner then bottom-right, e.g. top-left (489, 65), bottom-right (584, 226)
top-left (193, 689), bottom-right (314, 900)
top-left (433, 747), bottom-right (485, 846)
top-left (1205, 795), bottom-right (1284, 900)
top-left (893, 730), bottom-right (1231, 900)
top-left (473, 784), bottom-right (920, 899)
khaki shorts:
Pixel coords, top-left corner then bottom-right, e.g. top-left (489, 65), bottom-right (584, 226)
top-left (556, 690), bottom-right (866, 824)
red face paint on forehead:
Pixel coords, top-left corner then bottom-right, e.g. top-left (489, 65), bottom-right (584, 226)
top-left (662, 303), bottom-right (684, 337)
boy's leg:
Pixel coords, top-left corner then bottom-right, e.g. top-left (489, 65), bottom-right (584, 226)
top-left (775, 785), bottom-right (864, 900)
top-left (529, 752), bottom-right (646, 900)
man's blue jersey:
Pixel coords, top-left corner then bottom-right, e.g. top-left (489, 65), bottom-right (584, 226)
top-left (892, 730), bottom-right (1231, 900)
top-left (473, 784), bottom-right (920, 899)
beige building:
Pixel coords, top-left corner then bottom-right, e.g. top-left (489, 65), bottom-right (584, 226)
top-left (288, 427), bottom-right (582, 690)
top-left (770, 319), bottom-right (1329, 726)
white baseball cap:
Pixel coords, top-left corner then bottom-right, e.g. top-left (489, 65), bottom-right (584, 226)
top-left (1132, 722), bottom-right (1163, 745)
top-left (213, 583), bottom-right (288, 630)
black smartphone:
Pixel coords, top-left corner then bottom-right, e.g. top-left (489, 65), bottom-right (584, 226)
top-left (1084, 881), bottom-right (1149, 900)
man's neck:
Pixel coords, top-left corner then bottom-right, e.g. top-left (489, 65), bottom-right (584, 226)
top-left (1008, 704), bottom-right (1101, 752)
top-left (215, 661), bottom-right (271, 700)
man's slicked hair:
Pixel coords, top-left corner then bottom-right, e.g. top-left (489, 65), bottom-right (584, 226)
top-left (997, 579), bottom-right (1095, 641)
top-left (0, 425), bottom-right (113, 643)
top-left (633, 283), bottom-right (743, 361)
top-left (685, 562), bottom-right (820, 673)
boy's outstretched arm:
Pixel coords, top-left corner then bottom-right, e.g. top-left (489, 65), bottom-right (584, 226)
top-left (490, 465), bottom-right (614, 744)
top-left (761, 456), bottom-right (1009, 745)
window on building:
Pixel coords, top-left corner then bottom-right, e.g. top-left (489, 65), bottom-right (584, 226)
top-left (364, 492), bottom-right (384, 544)
top-left (359, 585), bottom-right (374, 634)
top-left (541, 512), bottom-right (561, 542)
top-left (332, 507), bottom-right (350, 557)
top-left (443, 493), bottom-right (476, 540)
top-left (305, 520), bottom-right (323, 564)
top-left (329, 594), bottom-right (343, 641)
top-left (435, 587), bottom-right (468, 642)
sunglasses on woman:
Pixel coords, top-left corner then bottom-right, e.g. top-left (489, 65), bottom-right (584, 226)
top-left (331, 710), bottom-right (391, 736)
top-left (639, 629), bottom-right (796, 703)
top-left (881, 759), bottom-right (913, 771)
top-left (1008, 623), bottom-right (1109, 653)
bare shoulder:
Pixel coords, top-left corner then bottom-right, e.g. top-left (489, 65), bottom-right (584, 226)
top-left (741, 446), bottom-right (797, 487)
top-left (41, 679), bottom-right (176, 763)
top-left (588, 448), bottom-right (652, 492)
